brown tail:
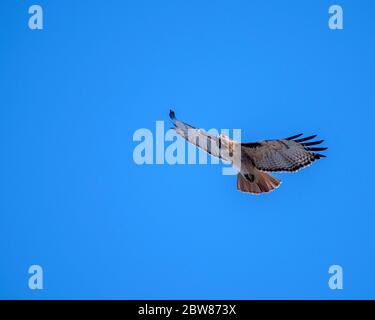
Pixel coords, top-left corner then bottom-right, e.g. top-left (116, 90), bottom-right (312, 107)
top-left (237, 171), bottom-right (281, 194)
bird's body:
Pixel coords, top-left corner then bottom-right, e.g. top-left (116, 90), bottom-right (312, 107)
top-left (169, 110), bottom-right (327, 194)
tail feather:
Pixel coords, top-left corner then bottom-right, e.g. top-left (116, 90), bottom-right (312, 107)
top-left (237, 171), bottom-right (281, 194)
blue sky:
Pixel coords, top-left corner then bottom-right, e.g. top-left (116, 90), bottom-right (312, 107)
top-left (0, 0), bottom-right (374, 299)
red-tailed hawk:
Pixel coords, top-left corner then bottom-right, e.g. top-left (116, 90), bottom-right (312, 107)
top-left (170, 110), bottom-right (327, 194)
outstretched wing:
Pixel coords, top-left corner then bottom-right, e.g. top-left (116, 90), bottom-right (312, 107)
top-left (169, 110), bottom-right (229, 161)
top-left (242, 133), bottom-right (327, 172)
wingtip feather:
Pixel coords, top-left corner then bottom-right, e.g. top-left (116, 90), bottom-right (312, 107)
top-left (169, 109), bottom-right (176, 120)
top-left (285, 133), bottom-right (303, 140)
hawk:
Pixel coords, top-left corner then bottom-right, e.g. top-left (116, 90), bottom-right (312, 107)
top-left (169, 110), bottom-right (327, 194)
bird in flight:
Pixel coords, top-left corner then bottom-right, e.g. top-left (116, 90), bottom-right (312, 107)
top-left (169, 110), bottom-right (327, 194)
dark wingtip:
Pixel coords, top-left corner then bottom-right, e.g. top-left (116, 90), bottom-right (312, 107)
top-left (169, 109), bottom-right (176, 120)
top-left (295, 134), bottom-right (317, 143)
top-left (302, 140), bottom-right (324, 146)
top-left (285, 133), bottom-right (303, 140)
top-left (306, 147), bottom-right (328, 152)
top-left (314, 153), bottom-right (327, 159)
